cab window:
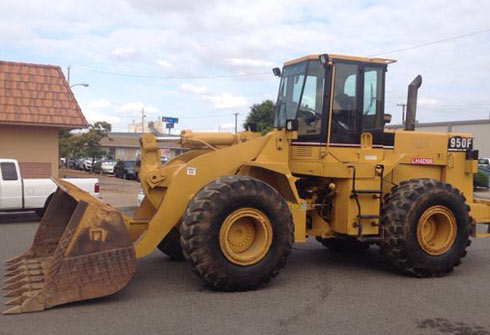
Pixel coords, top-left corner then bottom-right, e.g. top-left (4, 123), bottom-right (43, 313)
top-left (297, 60), bottom-right (325, 137)
top-left (331, 63), bottom-right (359, 142)
top-left (362, 67), bottom-right (384, 130)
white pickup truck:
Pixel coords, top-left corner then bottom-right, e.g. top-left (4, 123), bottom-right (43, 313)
top-left (0, 158), bottom-right (99, 217)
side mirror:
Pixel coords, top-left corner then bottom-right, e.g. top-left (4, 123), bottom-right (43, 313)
top-left (384, 113), bottom-right (392, 124)
top-left (286, 119), bottom-right (298, 132)
top-left (272, 67), bottom-right (281, 77)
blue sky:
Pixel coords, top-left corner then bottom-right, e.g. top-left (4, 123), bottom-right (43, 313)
top-left (1, 0), bottom-right (489, 132)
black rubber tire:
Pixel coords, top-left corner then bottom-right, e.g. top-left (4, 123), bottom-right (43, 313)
top-left (316, 237), bottom-right (370, 252)
top-left (157, 226), bottom-right (185, 261)
top-left (180, 176), bottom-right (294, 291)
top-left (380, 178), bottom-right (471, 277)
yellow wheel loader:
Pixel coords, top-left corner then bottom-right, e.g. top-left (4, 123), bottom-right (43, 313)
top-left (5, 53), bottom-right (490, 314)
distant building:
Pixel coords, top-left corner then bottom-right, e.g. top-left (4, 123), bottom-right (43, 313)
top-left (0, 60), bottom-right (88, 177)
top-left (128, 119), bottom-right (164, 133)
top-left (100, 132), bottom-right (186, 161)
top-left (389, 119), bottom-right (490, 157)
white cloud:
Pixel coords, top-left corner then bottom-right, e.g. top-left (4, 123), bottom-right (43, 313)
top-left (418, 97), bottom-right (442, 107)
top-left (110, 47), bottom-right (140, 61)
top-left (3, 0), bottom-right (490, 130)
top-left (226, 58), bottom-right (275, 70)
top-left (121, 102), bottom-right (159, 115)
top-left (203, 93), bottom-right (248, 109)
top-left (87, 99), bottom-right (112, 109)
top-left (83, 109), bottom-right (122, 125)
top-left (179, 83), bottom-right (208, 94)
top-left (219, 122), bottom-right (235, 129)
top-left (157, 59), bottom-right (173, 70)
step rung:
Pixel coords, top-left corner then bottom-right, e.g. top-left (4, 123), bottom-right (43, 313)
top-left (358, 215), bottom-right (380, 220)
top-left (353, 190), bottom-right (382, 194)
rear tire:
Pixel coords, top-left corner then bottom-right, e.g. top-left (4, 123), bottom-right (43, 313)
top-left (157, 227), bottom-right (184, 260)
top-left (180, 176), bottom-right (294, 291)
top-left (380, 179), bottom-right (471, 277)
top-left (316, 237), bottom-right (369, 252)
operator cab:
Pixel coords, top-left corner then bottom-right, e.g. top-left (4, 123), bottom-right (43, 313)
top-left (274, 54), bottom-right (396, 147)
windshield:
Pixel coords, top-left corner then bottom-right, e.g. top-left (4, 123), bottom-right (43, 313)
top-left (274, 61), bottom-right (307, 128)
top-left (274, 60), bottom-right (325, 137)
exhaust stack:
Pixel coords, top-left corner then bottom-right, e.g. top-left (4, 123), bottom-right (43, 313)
top-left (404, 75), bottom-right (422, 131)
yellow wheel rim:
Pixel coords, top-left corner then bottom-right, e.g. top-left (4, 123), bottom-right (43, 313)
top-left (416, 205), bottom-right (457, 255)
top-left (219, 208), bottom-right (273, 266)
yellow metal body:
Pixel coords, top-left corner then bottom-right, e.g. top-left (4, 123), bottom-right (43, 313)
top-left (128, 123), bottom-right (489, 259)
top-left (6, 52), bottom-right (490, 314)
top-left (219, 208), bottom-right (273, 266)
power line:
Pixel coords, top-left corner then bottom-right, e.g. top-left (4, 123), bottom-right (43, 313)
top-left (78, 67), bottom-right (271, 80)
top-left (370, 27), bottom-right (490, 57)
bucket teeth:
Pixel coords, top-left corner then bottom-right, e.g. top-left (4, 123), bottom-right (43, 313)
top-left (4, 269), bottom-right (20, 277)
top-left (5, 296), bottom-right (23, 306)
top-left (3, 305), bottom-right (22, 315)
top-left (6, 263), bottom-right (41, 273)
top-left (4, 256), bottom-right (22, 266)
top-left (4, 274), bottom-right (24, 284)
top-left (4, 288), bottom-right (21, 297)
top-left (3, 282), bottom-right (21, 291)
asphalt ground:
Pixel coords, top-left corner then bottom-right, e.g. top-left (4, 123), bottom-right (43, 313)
top-left (1, 177), bottom-right (490, 334)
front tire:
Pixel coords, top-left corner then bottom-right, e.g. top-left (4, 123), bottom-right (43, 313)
top-left (180, 176), bottom-right (294, 291)
top-left (380, 179), bottom-right (471, 277)
top-left (157, 227), bottom-right (184, 260)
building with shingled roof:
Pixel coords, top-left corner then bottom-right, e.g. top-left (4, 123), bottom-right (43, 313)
top-left (0, 60), bottom-right (88, 177)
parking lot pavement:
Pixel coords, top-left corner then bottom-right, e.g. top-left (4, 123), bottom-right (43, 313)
top-left (1, 212), bottom-right (490, 334)
top-left (475, 189), bottom-right (490, 200)
top-left (1, 176), bottom-right (490, 334)
top-left (59, 168), bottom-right (140, 209)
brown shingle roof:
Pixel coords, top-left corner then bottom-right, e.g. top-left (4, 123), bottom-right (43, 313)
top-left (0, 60), bottom-right (88, 128)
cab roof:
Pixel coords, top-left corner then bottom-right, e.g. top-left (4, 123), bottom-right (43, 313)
top-left (283, 54), bottom-right (396, 66)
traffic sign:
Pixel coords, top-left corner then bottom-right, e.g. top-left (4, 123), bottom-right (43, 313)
top-left (166, 123), bottom-right (175, 129)
top-left (162, 116), bottom-right (179, 124)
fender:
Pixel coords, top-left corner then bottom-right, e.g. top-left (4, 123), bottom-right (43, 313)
top-left (133, 132), bottom-right (284, 258)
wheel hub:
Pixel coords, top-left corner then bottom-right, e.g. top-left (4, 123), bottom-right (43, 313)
top-left (417, 205), bottom-right (457, 255)
top-left (219, 208), bottom-right (273, 266)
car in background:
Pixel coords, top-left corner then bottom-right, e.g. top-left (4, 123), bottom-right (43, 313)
top-left (114, 160), bottom-right (137, 180)
top-left (0, 158), bottom-right (99, 217)
top-left (476, 158), bottom-right (490, 189)
top-left (94, 159), bottom-right (117, 175)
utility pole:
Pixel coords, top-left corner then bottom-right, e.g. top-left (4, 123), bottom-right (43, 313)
top-left (141, 108), bottom-right (146, 133)
top-left (397, 103), bottom-right (407, 125)
top-left (67, 66), bottom-right (71, 85)
top-left (233, 113), bottom-right (239, 134)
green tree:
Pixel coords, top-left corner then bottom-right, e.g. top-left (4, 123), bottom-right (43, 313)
top-left (79, 121), bottom-right (112, 171)
top-left (244, 100), bottom-right (276, 134)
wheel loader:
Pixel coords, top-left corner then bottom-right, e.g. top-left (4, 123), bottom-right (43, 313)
top-left (4, 53), bottom-right (490, 314)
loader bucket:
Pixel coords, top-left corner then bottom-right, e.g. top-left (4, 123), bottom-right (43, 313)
top-left (2, 179), bottom-right (136, 314)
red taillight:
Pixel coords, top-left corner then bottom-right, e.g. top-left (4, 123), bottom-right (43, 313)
top-left (94, 183), bottom-right (100, 193)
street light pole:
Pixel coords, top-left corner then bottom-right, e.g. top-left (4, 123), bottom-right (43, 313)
top-left (141, 108), bottom-right (146, 133)
top-left (397, 103), bottom-right (407, 125)
top-left (69, 83), bottom-right (89, 88)
top-left (233, 112), bottom-right (239, 134)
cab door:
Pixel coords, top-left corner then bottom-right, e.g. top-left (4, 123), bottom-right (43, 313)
top-left (0, 161), bottom-right (23, 209)
top-left (329, 61), bottom-right (390, 148)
